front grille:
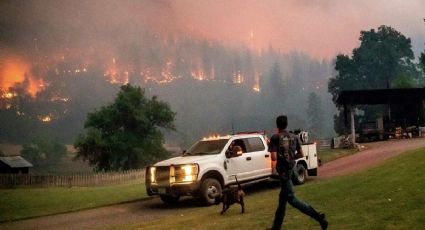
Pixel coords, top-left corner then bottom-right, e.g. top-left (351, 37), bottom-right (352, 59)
top-left (155, 166), bottom-right (170, 186)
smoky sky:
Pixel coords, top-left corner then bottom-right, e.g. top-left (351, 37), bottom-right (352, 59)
top-left (0, 0), bottom-right (424, 59)
top-left (170, 0), bottom-right (425, 58)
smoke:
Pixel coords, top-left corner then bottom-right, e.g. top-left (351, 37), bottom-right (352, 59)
top-left (1, 0), bottom-right (424, 59)
top-left (0, 0), bottom-right (424, 142)
top-left (168, 0), bottom-right (425, 58)
top-left (1, 0), bottom-right (424, 100)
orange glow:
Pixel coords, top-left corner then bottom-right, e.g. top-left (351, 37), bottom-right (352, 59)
top-left (40, 115), bottom-right (52, 123)
top-left (253, 72), bottom-right (260, 92)
top-left (0, 58), bottom-right (28, 90)
top-left (0, 57), bottom-right (44, 96)
top-left (2, 92), bottom-right (14, 99)
top-left (28, 78), bottom-right (45, 97)
top-left (160, 60), bottom-right (178, 83)
top-left (202, 134), bottom-right (231, 140)
top-left (191, 69), bottom-right (206, 81)
top-left (233, 71), bottom-right (243, 84)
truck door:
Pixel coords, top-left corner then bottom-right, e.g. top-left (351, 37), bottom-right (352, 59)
top-left (307, 143), bottom-right (318, 169)
top-left (245, 137), bottom-right (271, 178)
top-left (225, 138), bottom-right (253, 183)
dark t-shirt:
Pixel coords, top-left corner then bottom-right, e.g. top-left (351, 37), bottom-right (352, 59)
top-left (268, 130), bottom-right (301, 175)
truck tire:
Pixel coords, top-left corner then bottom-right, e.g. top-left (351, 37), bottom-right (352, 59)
top-left (293, 163), bottom-right (306, 185)
top-left (160, 194), bottom-right (180, 205)
top-left (200, 178), bottom-right (222, 205)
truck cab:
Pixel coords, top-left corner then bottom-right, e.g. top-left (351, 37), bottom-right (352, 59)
top-left (146, 133), bottom-right (318, 205)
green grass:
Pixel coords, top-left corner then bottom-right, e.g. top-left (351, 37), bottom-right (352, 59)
top-left (122, 148), bottom-right (425, 230)
top-left (318, 148), bottom-right (358, 164)
top-left (0, 183), bottom-right (147, 222)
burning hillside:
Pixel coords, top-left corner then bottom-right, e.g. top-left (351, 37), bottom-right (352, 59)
top-left (0, 0), bottom-right (348, 144)
top-left (0, 56), bottom-right (45, 97)
top-left (0, 32), bottom-right (278, 98)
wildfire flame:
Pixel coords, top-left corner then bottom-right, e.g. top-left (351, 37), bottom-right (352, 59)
top-left (2, 92), bottom-right (14, 99)
top-left (0, 57), bottom-right (44, 96)
top-left (253, 72), bottom-right (260, 92)
top-left (40, 115), bottom-right (52, 123)
top-left (191, 69), bottom-right (206, 81)
top-left (1, 52), bottom-right (264, 99)
top-left (233, 71), bottom-right (243, 84)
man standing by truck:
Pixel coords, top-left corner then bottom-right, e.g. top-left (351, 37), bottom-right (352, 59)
top-left (268, 115), bottom-right (328, 230)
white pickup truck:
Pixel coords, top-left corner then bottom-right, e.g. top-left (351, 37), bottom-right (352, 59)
top-left (146, 133), bottom-right (318, 205)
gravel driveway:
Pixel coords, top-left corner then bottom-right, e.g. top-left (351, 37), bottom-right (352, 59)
top-left (2, 138), bottom-right (424, 230)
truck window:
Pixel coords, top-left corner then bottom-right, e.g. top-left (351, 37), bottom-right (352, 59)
top-left (230, 139), bottom-right (247, 153)
top-left (245, 137), bottom-right (266, 152)
top-left (186, 139), bottom-right (229, 155)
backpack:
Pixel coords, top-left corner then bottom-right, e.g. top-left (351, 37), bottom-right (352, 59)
top-left (276, 132), bottom-right (297, 179)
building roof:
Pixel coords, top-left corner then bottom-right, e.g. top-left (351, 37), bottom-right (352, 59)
top-left (0, 156), bottom-right (33, 168)
top-left (337, 88), bottom-right (425, 106)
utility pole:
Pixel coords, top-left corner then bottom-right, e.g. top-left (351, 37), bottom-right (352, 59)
top-left (350, 106), bottom-right (356, 144)
top-left (231, 118), bottom-right (235, 135)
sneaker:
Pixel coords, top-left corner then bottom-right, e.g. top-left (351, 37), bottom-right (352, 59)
top-left (320, 219), bottom-right (328, 230)
top-left (319, 213), bottom-right (328, 230)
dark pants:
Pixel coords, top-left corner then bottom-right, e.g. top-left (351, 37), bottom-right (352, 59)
top-left (271, 178), bottom-right (322, 230)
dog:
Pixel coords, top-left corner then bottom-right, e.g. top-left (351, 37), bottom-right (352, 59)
top-left (215, 175), bottom-right (245, 214)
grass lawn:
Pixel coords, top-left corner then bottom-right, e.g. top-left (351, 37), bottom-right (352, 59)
top-left (318, 148), bottom-right (358, 164)
top-left (122, 148), bottom-right (425, 230)
top-left (0, 183), bottom-right (147, 222)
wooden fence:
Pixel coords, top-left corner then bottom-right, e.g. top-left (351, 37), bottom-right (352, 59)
top-left (316, 139), bottom-right (331, 150)
top-left (0, 169), bottom-right (145, 188)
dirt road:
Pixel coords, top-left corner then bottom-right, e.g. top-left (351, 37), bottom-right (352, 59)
top-left (318, 138), bottom-right (425, 179)
top-left (2, 138), bottom-right (424, 230)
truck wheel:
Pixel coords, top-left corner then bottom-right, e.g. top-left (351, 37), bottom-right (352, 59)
top-left (200, 178), bottom-right (222, 205)
top-left (160, 194), bottom-right (180, 205)
top-left (293, 164), bottom-right (306, 185)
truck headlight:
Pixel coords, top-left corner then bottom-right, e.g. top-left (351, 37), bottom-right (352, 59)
top-left (173, 164), bottom-right (198, 183)
top-left (149, 167), bottom-right (156, 184)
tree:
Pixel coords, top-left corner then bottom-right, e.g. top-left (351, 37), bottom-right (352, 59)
top-left (306, 92), bottom-right (324, 138)
top-left (329, 25), bottom-right (416, 104)
top-left (261, 62), bottom-right (286, 115)
top-left (74, 84), bottom-right (175, 171)
top-left (21, 137), bottom-right (67, 172)
top-left (0, 76), bottom-right (47, 143)
top-left (268, 62), bottom-right (285, 97)
top-left (328, 25), bottom-right (419, 134)
top-left (391, 73), bottom-right (415, 88)
top-left (421, 19), bottom-right (425, 72)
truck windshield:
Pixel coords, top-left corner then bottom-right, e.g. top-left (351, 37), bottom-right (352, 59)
top-left (184, 139), bottom-right (229, 156)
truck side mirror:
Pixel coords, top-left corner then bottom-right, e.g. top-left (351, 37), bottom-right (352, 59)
top-left (225, 150), bottom-right (232, 158)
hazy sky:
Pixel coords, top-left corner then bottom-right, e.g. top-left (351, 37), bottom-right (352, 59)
top-left (1, 0), bottom-right (424, 59)
top-left (168, 0), bottom-right (425, 58)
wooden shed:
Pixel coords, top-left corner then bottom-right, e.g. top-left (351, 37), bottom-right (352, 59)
top-left (0, 156), bottom-right (33, 174)
top-left (337, 88), bottom-right (425, 143)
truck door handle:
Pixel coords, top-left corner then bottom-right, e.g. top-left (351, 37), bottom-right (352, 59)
top-left (246, 157), bottom-right (252, 161)
top-left (265, 154), bottom-right (270, 158)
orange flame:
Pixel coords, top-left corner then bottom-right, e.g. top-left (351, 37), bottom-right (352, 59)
top-left (0, 57), bottom-right (44, 96)
top-left (233, 71), bottom-right (243, 84)
top-left (0, 58), bottom-right (28, 90)
top-left (253, 72), bottom-right (260, 92)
